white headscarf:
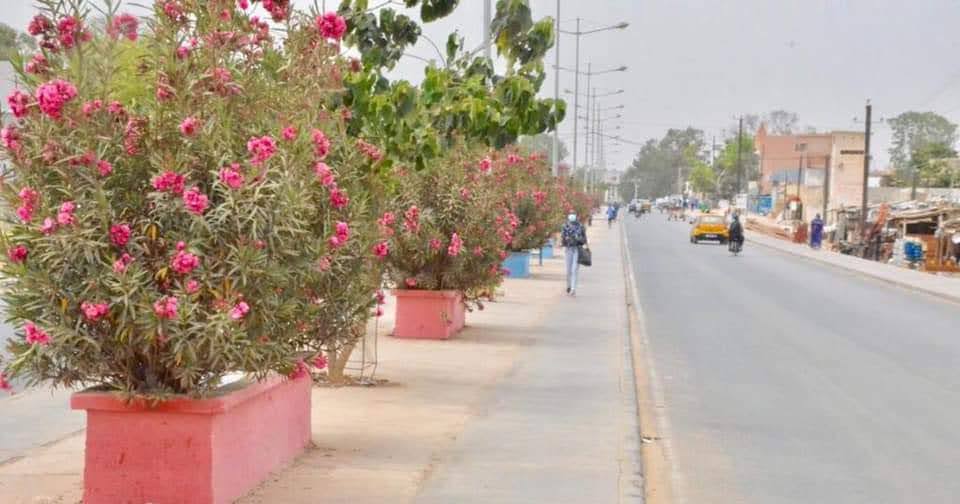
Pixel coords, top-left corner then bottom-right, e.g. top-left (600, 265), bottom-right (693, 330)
top-left (567, 214), bottom-right (577, 222)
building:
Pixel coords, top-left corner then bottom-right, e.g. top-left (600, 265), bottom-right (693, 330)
top-left (754, 124), bottom-right (866, 222)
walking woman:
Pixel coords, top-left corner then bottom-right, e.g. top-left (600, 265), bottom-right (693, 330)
top-left (561, 213), bottom-right (588, 296)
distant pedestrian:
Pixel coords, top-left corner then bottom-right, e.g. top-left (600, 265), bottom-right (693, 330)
top-left (561, 213), bottom-right (587, 296)
top-left (810, 214), bottom-right (824, 249)
top-left (606, 205), bottom-right (617, 228)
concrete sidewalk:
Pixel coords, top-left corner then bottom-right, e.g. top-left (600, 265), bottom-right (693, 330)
top-left (747, 231), bottom-right (960, 303)
top-left (0, 222), bottom-right (642, 504)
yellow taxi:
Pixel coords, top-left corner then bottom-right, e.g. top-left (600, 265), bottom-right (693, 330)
top-left (690, 213), bottom-right (729, 244)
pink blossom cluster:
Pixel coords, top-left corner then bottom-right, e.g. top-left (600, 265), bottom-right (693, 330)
top-left (25, 53), bottom-right (49, 75)
top-left (447, 232), bottom-right (463, 257)
top-left (152, 171), bottom-right (186, 195)
top-left (479, 156), bottom-right (493, 173)
top-left (113, 253), bottom-right (134, 274)
top-left (35, 79), bottom-right (78, 120)
top-left (230, 301), bottom-right (250, 320)
top-left (108, 13), bottom-right (139, 41)
top-left (313, 354), bottom-right (328, 370)
top-left (0, 372), bottom-right (10, 392)
top-left (403, 205), bottom-right (420, 233)
top-left (1, 126), bottom-right (22, 154)
top-left (312, 129), bottom-right (331, 159)
top-left (219, 163), bottom-right (245, 189)
top-left (97, 159), bottom-right (113, 177)
top-left (262, 0), bottom-right (291, 22)
top-left (247, 135), bottom-right (277, 166)
top-left (124, 117), bottom-right (146, 156)
top-left (25, 322), bottom-right (50, 346)
top-left (314, 162), bottom-right (336, 187)
top-left (282, 126), bottom-right (297, 141)
top-left (7, 90), bottom-right (30, 118)
top-left (110, 223), bottom-right (131, 248)
top-left (378, 211), bottom-right (396, 236)
top-left (329, 187), bottom-right (350, 210)
top-left (16, 187), bottom-right (39, 223)
top-left (81, 301), bottom-right (110, 322)
top-left (179, 116), bottom-right (200, 137)
top-left (161, 1), bottom-right (187, 23)
top-left (57, 201), bottom-right (77, 226)
top-left (507, 153), bottom-right (521, 165)
top-left (153, 296), bottom-right (179, 320)
top-left (7, 244), bottom-right (28, 264)
top-left (176, 38), bottom-right (199, 59)
top-left (533, 190), bottom-right (546, 206)
top-left (288, 359), bottom-right (310, 379)
top-left (430, 238), bottom-right (442, 252)
top-left (171, 244), bottom-right (201, 275)
top-left (372, 241), bottom-right (390, 259)
top-left (316, 12), bottom-right (347, 41)
top-left (355, 139), bottom-right (383, 161)
top-left (186, 279), bottom-right (200, 294)
top-left (328, 221), bottom-right (350, 249)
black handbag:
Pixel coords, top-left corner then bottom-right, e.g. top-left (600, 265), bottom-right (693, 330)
top-left (577, 246), bottom-right (592, 267)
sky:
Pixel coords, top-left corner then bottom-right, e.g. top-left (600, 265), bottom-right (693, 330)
top-left (5, 0), bottom-right (960, 173)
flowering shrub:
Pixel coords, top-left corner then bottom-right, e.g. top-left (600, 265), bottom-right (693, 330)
top-left (384, 145), bottom-right (508, 304)
top-left (0, 1), bottom-right (378, 397)
top-left (489, 152), bottom-right (565, 251)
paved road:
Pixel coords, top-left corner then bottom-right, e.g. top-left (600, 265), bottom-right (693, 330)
top-left (625, 213), bottom-right (960, 503)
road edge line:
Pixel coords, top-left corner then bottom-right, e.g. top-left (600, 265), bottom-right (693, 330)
top-left (745, 232), bottom-right (960, 305)
top-left (619, 222), bottom-right (678, 504)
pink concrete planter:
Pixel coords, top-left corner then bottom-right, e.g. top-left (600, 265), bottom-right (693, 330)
top-left (392, 289), bottom-right (466, 339)
top-left (70, 375), bottom-right (312, 504)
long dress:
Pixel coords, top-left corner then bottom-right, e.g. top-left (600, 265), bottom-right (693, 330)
top-left (810, 218), bottom-right (824, 249)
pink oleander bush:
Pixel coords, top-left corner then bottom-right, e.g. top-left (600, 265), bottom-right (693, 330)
top-left (0, 0), bottom-right (381, 397)
top-left (489, 151), bottom-right (566, 252)
top-left (384, 145), bottom-right (510, 305)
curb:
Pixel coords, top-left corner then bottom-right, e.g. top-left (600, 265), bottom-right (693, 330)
top-left (745, 232), bottom-right (960, 305)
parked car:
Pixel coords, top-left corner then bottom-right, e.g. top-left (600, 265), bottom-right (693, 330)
top-left (690, 214), bottom-right (729, 244)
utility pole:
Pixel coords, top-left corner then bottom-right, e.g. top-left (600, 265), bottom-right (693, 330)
top-left (736, 116), bottom-right (744, 195)
top-left (551, 0), bottom-right (560, 176)
top-left (483, 0), bottom-right (492, 61)
top-left (860, 101), bottom-right (872, 243)
top-left (796, 152), bottom-right (804, 218)
top-left (823, 154), bottom-right (831, 223)
top-left (572, 18), bottom-right (581, 179)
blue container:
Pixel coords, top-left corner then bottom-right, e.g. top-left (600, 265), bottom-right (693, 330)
top-left (540, 241), bottom-right (555, 259)
top-left (502, 251), bottom-right (531, 278)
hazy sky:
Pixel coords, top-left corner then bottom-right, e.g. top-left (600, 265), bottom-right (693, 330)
top-left (5, 0), bottom-right (960, 172)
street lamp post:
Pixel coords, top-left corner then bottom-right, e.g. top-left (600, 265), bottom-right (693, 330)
top-left (557, 19), bottom-right (629, 181)
top-left (552, 0), bottom-right (560, 175)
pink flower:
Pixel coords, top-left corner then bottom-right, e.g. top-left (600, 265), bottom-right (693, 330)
top-left (404, 277), bottom-right (417, 288)
top-left (238, 0), bottom-right (250, 9)
top-left (312, 354), bottom-right (328, 370)
top-left (533, 190), bottom-right (546, 206)
top-left (176, 45), bottom-right (191, 59)
top-left (113, 253), bottom-right (133, 273)
top-left (17, 206), bottom-right (33, 223)
top-left (247, 135), bottom-right (277, 166)
top-left (7, 91), bottom-right (31, 119)
top-left (479, 157), bottom-right (492, 173)
top-left (182, 187), bottom-right (209, 215)
top-left (108, 13), bottom-right (139, 41)
top-left (97, 159), bottom-right (113, 177)
top-left (171, 249), bottom-right (201, 275)
top-left (230, 301), bottom-right (250, 320)
top-left (179, 116), bottom-right (200, 137)
top-left (311, 129), bottom-right (331, 159)
top-left (372, 241), bottom-right (389, 259)
top-left (7, 244), bottom-right (28, 264)
top-left (28, 14), bottom-right (52, 36)
top-left (430, 238), bottom-right (442, 252)
top-left (375, 307), bottom-right (384, 317)
top-left (329, 187), bottom-right (349, 209)
top-left (219, 9), bottom-right (232, 21)
top-left (1, 126), bottom-right (22, 153)
top-left (447, 232), bottom-right (463, 257)
top-left (507, 153), bottom-right (521, 165)
top-left (57, 201), bottom-right (76, 226)
top-left (19, 187), bottom-right (39, 208)
top-left (81, 301), bottom-right (110, 322)
top-left (317, 255), bottom-right (332, 271)
top-left (460, 187), bottom-right (471, 200)
top-left (334, 221), bottom-right (350, 245)
top-left (153, 296), bottom-right (179, 320)
top-left (375, 290), bottom-right (386, 305)
top-left (288, 359), bottom-right (310, 379)
top-left (378, 212), bottom-right (396, 236)
top-left (110, 223), bottom-right (131, 247)
top-left (316, 12), bottom-right (347, 41)
top-left (355, 139), bottom-right (383, 161)
top-left (35, 80), bottom-right (78, 120)
top-left (152, 171), bottom-right (186, 195)
top-left (57, 16), bottom-right (88, 49)
top-left (186, 279), bottom-right (200, 294)
top-left (40, 218), bottom-right (56, 235)
top-left (219, 163), bottom-right (245, 189)
top-left (314, 162), bottom-right (336, 187)
top-left (282, 126), bottom-right (297, 141)
top-left (24, 322), bottom-right (50, 346)
top-left (0, 372), bottom-right (10, 392)
top-left (25, 53), bottom-right (49, 75)
top-left (473, 246), bottom-right (484, 257)
top-left (403, 205), bottom-right (420, 233)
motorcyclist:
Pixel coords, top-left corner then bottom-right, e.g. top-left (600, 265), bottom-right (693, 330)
top-left (728, 213), bottom-right (744, 252)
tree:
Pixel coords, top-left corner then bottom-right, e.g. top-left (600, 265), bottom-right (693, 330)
top-left (910, 141), bottom-right (958, 188)
top-left (617, 127), bottom-right (704, 200)
top-left (764, 109), bottom-right (799, 135)
top-left (517, 133), bottom-right (567, 165)
top-left (688, 160), bottom-right (716, 195)
top-left (0, 22), bottom-right (35, 61)
top-left (888, 111), bottom-right (958, 184)
top-left (715, 134), bottom-right (758, 197)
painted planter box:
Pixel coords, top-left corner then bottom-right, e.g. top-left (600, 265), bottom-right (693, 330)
top-left (540, 240), bottom-right (555, 259)
top-left (70, 375), bottom-right (312, 504)
top-left (502, 250), bottom-right (531, 278)
top-left (392, 289), bottom-right (465, 340)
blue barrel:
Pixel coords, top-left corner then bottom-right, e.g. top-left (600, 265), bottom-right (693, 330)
top-left (502, 251), bottom-right (531, 278)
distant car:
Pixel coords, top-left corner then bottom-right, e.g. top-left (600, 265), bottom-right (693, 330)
top-left (690, 214), bottom-right (729, 244)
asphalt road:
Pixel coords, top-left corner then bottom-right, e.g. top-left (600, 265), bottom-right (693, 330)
top-left (625, 212), bottom-right (960, 504)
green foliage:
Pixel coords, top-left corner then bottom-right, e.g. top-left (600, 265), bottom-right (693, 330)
top-left (517, 133), bottom-right (567, 166)
top-left (0, 22), bottom-right (35, 61)
top-left (493, 152), bottom-right (565, 251)
top-left (909, 141), bottom-right (958, 188)
top-left (618, 127), bottom-right (704, 200)
top-left (888, 111), bottom-right (959, 184)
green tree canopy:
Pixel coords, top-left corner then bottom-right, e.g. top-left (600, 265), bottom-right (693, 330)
top-left (0, 22), bottom-right (36, 61)
top-left (910, 141), bottom-right (958, 188)
top-left (888, 111), bottom-right (958, 183)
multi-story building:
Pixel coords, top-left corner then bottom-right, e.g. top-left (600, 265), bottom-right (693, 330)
top-left (754, 125), bottom-right (866, 221)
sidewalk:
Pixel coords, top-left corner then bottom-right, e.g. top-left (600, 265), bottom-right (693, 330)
top-left (746, 231), bottom-right (960, 303)
top-left (0, 223), bottom-right (642, 504)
